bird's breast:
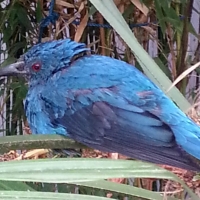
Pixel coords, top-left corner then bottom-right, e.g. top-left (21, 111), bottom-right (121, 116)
top-left (25, 88), bottom-right (67, 135)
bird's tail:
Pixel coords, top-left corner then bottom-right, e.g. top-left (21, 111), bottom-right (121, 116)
top-left (170, 121), bottom-right (200, 171)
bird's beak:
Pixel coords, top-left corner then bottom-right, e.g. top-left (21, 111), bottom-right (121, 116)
top-left (0, 61), bottom-right (26, 77)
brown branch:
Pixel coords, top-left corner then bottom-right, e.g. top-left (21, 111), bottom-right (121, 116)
top-left (176, 0), bottom-right (194, 90)
top-left (97, 12), bottom-right (106, 55)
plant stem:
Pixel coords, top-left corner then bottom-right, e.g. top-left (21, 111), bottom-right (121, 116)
top-left (0, 134), bottom-right (86, 153)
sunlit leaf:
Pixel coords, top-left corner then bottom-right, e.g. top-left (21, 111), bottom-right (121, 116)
top-left (0, 191), bottom-right (113, 200)
top-left (0, 159), bottom-right (198, 199)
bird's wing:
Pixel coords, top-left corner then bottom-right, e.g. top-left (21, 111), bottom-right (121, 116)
top-left (41, 84), bottom-right (199, 170)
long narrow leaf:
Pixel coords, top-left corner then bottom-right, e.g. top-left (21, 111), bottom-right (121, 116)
top-left (0, 158), bottom-right (198, 199)
top-left (73, 180), bottom-right (179, 200)
top-left (0, 180), bottom-right (34, 191)
top-left (0, 134), bottom-right (85, 153)
top-left (0, 159), bottom-right (173, 183)
top-left (0, 191), bottom-right (114, 200)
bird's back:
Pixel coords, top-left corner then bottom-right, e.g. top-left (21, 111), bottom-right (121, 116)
top-left (26, 54), bottom-right (200, 171)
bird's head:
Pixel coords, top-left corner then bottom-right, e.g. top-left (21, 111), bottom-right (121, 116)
top-left (0, 39), bottom-right (89, 86)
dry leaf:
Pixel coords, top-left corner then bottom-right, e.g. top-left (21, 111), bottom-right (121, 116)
top-left (130, 0), bottom-right (149, 16)
top-left (54, 0), bottom-right (75, 8)
top-left (22, 149), bottom-right (49, 159)
top-left (167, 62), bottom-right (200, 92)
top-left (74, 12), bottom-right (88, 42)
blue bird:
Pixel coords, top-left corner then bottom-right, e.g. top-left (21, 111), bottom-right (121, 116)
top-left (0, 39), bottom-right (200, 171)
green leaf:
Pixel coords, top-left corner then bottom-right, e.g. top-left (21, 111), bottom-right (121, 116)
top-left (9, 41), bottom-right (27, 57)
top-left (0, 191), bottom-right (114, 200)
top-left (89, 5), bottom-right (97, 16)
top-left (122, 4), bottom-right (134, 19)
top-left (0, 159), bottom-right (198, 199)
top-left (154, 0), bottom-right (166, 35)
top-left (0, 134), bottom-right (85, 153)
top-left (164, 17), bottom-right (183, 33)
top-left (0, 180), bottom-right (34, 191)
top-left (2, 26), bottom-right (12, 43)
top-left (89, 0), bottom-right (191, 112)
top-left (0, 158), bottom-right (173, 183)
top-left (36, 1), bottom-right (43, 23)
top-left (153, 57), bottom-right (172, 79)
top-left (73, 180), bottom-right (179, 200)
top-left (0, 57), bottom-right (16, 68)
top-left (0, 158), bottom-right (179, 182)
top-left (188, 22), bottom-right (199, 37)
top-left (16, 6), bottom-right (32, 31)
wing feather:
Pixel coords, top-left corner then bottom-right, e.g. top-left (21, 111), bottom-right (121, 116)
top-left (46, 88), bottom-right (199, 171)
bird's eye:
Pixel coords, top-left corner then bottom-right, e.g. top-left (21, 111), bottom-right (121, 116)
top-left (32, 63), bottom-right (41, 72)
